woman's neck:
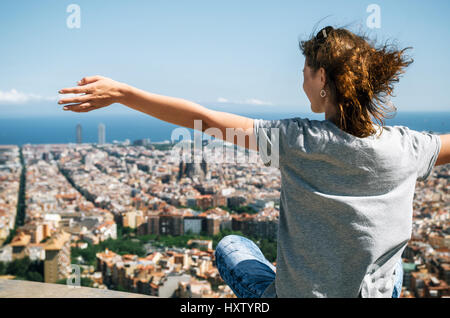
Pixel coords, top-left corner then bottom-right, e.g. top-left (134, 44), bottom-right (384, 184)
top-left (324, 103), bottom-right (339, 125)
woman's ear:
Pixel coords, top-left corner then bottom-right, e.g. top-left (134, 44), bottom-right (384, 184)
top-left (319, 67), bottom-right (327, 86)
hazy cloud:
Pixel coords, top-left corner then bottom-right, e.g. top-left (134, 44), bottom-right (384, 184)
top-left (217, 97), bottom-right (229, 103)
top-left (216, 97), bottom-right (273, 106)
top-left (242, 98), bottom-right (273, 106)
top-left (0, 89), bottom-right (58, 104)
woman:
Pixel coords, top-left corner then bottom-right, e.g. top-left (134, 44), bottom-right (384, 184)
top-left (58, 26), bottom-right (450, 298)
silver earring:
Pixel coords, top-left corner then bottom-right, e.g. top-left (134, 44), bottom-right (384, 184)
top-left (320, 89), bottom-right (326, 98)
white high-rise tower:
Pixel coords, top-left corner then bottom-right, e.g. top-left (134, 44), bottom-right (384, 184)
top-left (76, 124), bottom-right (82, 144)
top-left (98, 123), bottom-right (106, 145)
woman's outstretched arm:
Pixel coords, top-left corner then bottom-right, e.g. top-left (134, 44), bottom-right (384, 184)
top-left (58, 75), bottom-right (257, 151)
top-left (436, 134), bottom-right (450, 166)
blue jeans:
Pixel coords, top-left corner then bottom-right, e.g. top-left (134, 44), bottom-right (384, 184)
top-left (391, 258), bottom-right (404, 298)
top-left (214, 235), bottom-right (404, 298)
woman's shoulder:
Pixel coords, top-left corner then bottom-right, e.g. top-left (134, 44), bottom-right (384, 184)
top-left (254, 116), bottom-right (325, 130)
top-left (254, 116), bottom-right (420, 143)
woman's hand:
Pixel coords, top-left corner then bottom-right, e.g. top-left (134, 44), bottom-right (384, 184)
top-left (58, 75), bottom-right (128, 112)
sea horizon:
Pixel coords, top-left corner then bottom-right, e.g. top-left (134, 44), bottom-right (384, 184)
top-left (0, 110), bottom-right (449, 146)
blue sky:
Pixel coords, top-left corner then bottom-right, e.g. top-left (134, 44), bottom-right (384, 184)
top-left (1, 0), bottom-right (449, 118)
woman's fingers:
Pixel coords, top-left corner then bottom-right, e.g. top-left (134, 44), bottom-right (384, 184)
top-left (58, 75), bottom-right (113, 112)
top-left (59, 86), bottom-right (84, 94)
top-left (78, 106), bottom-right (97, 112)
top-left (78, 102), bottom-right (92, 107)
top-left (63, 102), bottom-right (96, 112)
top-left (62, 103), bottom-right (82, 111)
top-left (58, 94), bottom-right (91, 105)
top-left (78, 75), bottom-right (104, 86)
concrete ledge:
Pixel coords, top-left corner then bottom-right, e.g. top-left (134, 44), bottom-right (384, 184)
top-left (0, 279), bottom-right (155, 298)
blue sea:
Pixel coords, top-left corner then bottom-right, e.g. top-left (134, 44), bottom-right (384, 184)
top-left (0, 111), bottom-right (449, 145)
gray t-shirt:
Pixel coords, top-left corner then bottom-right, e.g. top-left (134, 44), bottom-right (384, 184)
top-left (254, 117), bottom-right (442, 298)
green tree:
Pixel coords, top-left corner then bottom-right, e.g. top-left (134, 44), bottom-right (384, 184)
top-left (0, 261), bottom-right (6, 275)
top-left (233, 206), bottom-right (258, 214)
top-left (3, 257), bottom-right (44, 281)
top-left (218, 205), bottom-right (231, 212)
top-left (121, 226), bottom-right (136, 238)
top-left (71, 237), bottom-right (147, 267)
top-left (25, 271), bottom-right (43, 282)
top-left (7, 257), bottom-right (31, 278)
top-left (3, 229), bottom-right (16, 246)
top-left (115, 284), bottom-right (128, 292)
top-left (257, 238), bottom-right (277, 263)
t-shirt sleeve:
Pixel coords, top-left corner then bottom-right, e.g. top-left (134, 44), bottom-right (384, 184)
top-left (253, 117), bottom-right (310, 168)
top-left (404, 127), bottom-right (442, 181)
top-left (253, 118), bottom-right (283, 168)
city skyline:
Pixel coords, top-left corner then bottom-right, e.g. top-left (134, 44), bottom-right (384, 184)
top-left (1, 142), bottom-right (448, 297)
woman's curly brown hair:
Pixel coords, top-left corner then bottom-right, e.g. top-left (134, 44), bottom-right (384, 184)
top-left (300, 26), bottom-right (413, 138)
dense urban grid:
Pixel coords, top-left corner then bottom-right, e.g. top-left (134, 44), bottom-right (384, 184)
top-left (0, 134), bottom-right (448, 297)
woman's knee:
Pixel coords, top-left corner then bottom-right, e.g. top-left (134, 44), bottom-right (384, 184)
top-left (216, 235), bottom-right (242, 250)
top-left (215, 235), bottom-right (244, 259)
